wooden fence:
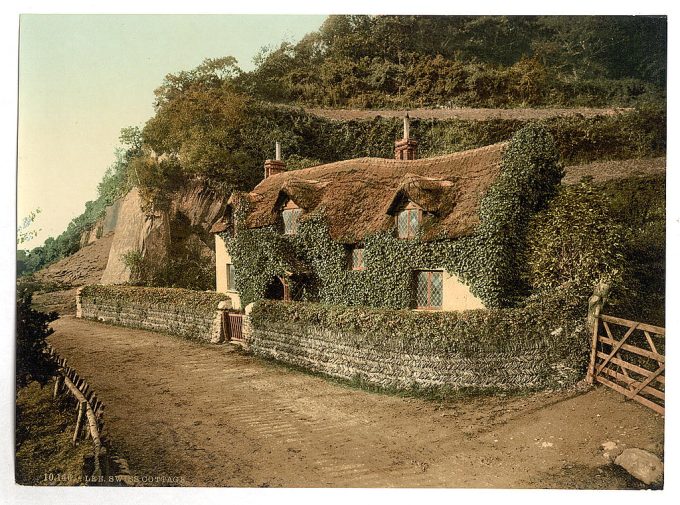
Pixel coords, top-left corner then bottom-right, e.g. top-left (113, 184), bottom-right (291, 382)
top-left (587, 314), bottom-right (665, 415)
top-left (47, 346), bottom-right (110, 478)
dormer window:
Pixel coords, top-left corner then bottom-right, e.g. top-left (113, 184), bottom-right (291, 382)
top-left (350, 246), bottom-right (365, 271)
top-left (282, 200), bottom-right (302, 235)
top-left (396, 201), bottom-right (422, 239)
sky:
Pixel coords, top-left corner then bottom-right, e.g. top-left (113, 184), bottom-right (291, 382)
top-left (17, 14), bottom-right (326, 249)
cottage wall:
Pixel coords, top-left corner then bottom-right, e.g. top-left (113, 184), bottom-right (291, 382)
top-left (215, 234), bottom-right (242, 310)
top-left (442, 271), bottom-right (485, 311)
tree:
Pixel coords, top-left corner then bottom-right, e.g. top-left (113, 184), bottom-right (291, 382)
top-left (16, 283), bottom-right (58, 388)
top-left (17, 209), bottom-right (41, 245)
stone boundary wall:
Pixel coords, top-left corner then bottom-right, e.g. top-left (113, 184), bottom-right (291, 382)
top-left (78, 285), bottom-right (231, 343)
top-left (246, 298), bottom-right (589, 392)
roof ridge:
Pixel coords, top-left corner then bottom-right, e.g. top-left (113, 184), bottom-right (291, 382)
top-left (261, 141), bottom-right (508, 181)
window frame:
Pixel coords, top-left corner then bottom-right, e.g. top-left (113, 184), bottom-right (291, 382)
top-left (282, 200), bottom-right (302, 235)
top-left (226, 263), bottom-right (236, 291)
top-left (414, 270), bottom-right (444, 310)
top-left (396, 201), bottom-right (422, 239)
top-left (350, 246), bottom-right (366, 271)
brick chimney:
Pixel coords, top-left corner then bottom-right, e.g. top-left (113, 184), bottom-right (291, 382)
top-left (264, 142), bottom-right (286, 178)
top-left (395, 113), bottom-right (418, 160)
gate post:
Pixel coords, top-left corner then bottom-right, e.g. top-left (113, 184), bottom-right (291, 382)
top-left (586, 280), bottom-right (610, 384)
top-left (210, 300), bottom-right (232, 344)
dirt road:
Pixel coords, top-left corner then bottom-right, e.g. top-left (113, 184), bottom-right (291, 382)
top-left (48, 316), bottom-right (664, 488)
top-left (305, 107), bottom-right (630, 121)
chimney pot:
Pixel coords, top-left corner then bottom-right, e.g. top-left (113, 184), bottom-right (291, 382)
top-left (395, 113), bottom-right (417, 160)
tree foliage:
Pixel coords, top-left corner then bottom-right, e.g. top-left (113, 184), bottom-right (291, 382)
top-left (16, 283), bottom-right (58, 388)
top-left (236, 15), bottom-right (666, 108)
top-left (526, 180), bottom-right (626, 292)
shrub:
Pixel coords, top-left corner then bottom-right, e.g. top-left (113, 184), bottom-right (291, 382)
top-left (16, 282), bottom-right (58, 388)
top-left (526, 179), bottom-right (626, 292)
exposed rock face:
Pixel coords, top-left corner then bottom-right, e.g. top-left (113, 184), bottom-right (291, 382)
top-left (79, 196), bottom-right (124, 248)
top-left (615, 448), bottom-right (664, 485)
top-left (99, 181), bottom-right (227, 285)
top-left (172, 178), bottom-right (229, 231)
top-left (100, 188), bottom-right (171, 284)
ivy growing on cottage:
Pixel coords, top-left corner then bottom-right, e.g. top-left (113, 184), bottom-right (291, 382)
top-left (224, 124), bottom-right (563, 309)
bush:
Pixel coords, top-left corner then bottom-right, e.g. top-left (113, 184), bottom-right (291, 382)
top-left (16, 282), bottom-right (58, 388)
top-left (526, 179), bottom-right (626, 292)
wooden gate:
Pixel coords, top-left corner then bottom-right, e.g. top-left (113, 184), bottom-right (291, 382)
top-left (587, 314), bottom-right (665, 415)
top-left (222, 312), bottom-right (244, 344)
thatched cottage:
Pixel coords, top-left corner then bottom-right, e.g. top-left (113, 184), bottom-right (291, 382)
top-left (211, 118), bottom-right (558, 312)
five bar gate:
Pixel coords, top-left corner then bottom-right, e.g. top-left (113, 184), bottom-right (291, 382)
top-left (587, 313), bottom-right (665, 415)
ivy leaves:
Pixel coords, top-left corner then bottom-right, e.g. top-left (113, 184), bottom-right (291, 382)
top-left (225, 124), bottom-right (563, 310)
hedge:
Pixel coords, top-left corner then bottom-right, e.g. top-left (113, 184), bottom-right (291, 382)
top-left (80, 285), bottom-right (229, 316)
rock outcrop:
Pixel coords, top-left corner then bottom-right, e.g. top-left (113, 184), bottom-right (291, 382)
top-left (99, 180), bottom-right (229, 285)
top-left (100, 188), bottom-right (171, 284)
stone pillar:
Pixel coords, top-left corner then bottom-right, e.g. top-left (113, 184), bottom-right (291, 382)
top-left (586, 279), bottom-right (611, 385)
top-left (75, 286), bottom-right (84, 318)
top-left (242, 302), bottom-right (255, 345)
top-left (209, 299), bottom-right (232, 344)
top-left (587, 279), bottom-right (610, 330)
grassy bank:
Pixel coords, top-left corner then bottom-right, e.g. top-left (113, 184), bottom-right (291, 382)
top-left (15, 381), bottom-right (92, 486)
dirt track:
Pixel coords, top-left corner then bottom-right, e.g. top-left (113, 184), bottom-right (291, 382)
top-left (305, 107), bottom-right (630, 121)
top-left (47, 316), bottom-right (664, 488)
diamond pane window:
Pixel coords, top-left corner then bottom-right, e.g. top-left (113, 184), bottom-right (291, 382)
top-left (351, 247), bottom-right (365, 270)
top-left (415, 270), bottom-right (443, 309)
top-left (226, 264), bottom-right (236, 291)
top-left (396, 202), bottom-right (421, 239)
top-left (283, 208), bottom-right (302, 235)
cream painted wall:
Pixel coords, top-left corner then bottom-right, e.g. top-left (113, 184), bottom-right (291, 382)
top-left (441, 270), bottom-right (486, 311)
top-left (214, 234), bottom-right (242, 310)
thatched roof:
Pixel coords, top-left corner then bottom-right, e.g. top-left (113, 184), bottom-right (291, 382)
top-left (384, 173), bottom-right (459, 216)
top-left (227, 142), bottom-right (507, 243)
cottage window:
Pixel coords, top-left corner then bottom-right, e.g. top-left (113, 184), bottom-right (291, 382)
top-left (414, 270), bottom-right (443, 309)
top-left (226, 263), bottom-right (236, 291)
top-left (282, 200), bottom-right (302, 235)
top-left (350, 247), bottom-right (365, 271)
top-left (397, 202), bottom-right (421, 239)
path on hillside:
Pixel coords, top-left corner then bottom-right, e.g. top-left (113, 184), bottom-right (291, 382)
top-left (48, 317), bottom-right (663, 488)
top-left (305, 107), bottom-right (630, 121)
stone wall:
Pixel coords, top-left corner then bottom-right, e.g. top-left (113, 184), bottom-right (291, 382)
top-left (78, 285), bottom-right (231, 343)
top-left (247, 298), bottom-right (589, 392)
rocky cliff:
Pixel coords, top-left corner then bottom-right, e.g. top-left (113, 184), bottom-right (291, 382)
top-left (99, 180), bottom-right (228, 285)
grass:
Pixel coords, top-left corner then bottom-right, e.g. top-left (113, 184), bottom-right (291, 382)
top-left (15, 380), bottom-right (93, 486)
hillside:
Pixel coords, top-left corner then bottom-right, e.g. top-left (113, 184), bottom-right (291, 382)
top-left (31, 233), bottom-right (114, 314)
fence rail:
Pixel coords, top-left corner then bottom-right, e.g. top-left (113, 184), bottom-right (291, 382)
top-left (587, 314), bottom-right (665, 415)
top-left (47, 346), bottom-right (110, 478)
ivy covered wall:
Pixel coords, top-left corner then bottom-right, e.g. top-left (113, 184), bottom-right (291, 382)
top-left (223, 124), bottom-right (563, 309)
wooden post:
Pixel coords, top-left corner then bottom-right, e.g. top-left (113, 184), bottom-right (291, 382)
top-left (586, 279), bottom-right (610, 385)
top-left (53, 376), bottom-right (63, 399)
top-left (73, 401), bottom-right (86, 445)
